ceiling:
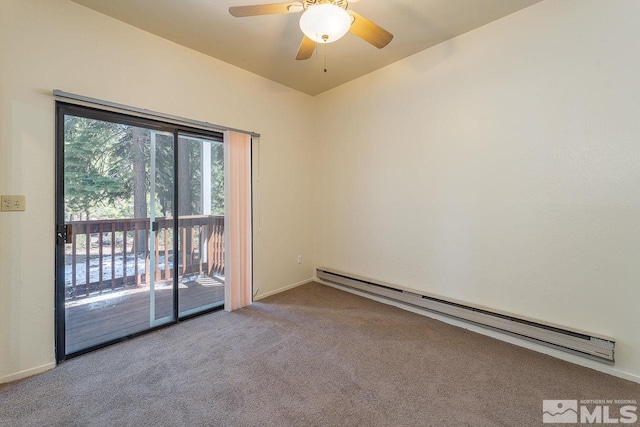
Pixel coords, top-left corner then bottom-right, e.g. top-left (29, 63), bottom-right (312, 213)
top-left (70, 0), bottom-right (543, 96)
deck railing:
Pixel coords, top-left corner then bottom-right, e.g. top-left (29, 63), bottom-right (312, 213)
top-left (65, 215), bottom-right (224, 299)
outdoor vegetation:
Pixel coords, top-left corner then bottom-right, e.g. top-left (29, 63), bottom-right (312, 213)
top-left (64, 115), bottom-right (224, 221)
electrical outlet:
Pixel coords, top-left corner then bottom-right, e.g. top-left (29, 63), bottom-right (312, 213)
top-left (297, 255), bottom-right (302, 264)
top-left (1, 195), bottom-right (26, 212)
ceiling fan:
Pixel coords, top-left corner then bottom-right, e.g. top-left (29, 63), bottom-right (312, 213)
top-left (229, 0), bottom-right (393, 60)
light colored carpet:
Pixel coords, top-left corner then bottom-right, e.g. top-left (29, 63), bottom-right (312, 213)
top-left (1, 282), bottom-right (639, 426)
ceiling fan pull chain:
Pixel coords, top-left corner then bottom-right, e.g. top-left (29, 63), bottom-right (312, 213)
top-left (324, 44), bottom-right (328, 73)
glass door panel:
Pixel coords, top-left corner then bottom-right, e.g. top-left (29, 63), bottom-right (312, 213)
top-left (177, 133), bottom-right (225, 317)
top-left (62, 114), bottom-right (174, 354)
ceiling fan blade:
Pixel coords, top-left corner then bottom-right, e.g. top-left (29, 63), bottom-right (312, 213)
top-left (296, 36), bottom-right (316, 60)
top-left (229, 2), bottom-right (303, 17)
top-left (347, 11), bottom-right (393, 49)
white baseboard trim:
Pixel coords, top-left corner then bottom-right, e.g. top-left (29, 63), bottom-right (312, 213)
top-left (253, 278), bottom-right (314, 301)
top-left (320, 280), bottom-right (640, 385)
top-left (0, 362), bottom-right (56, 385)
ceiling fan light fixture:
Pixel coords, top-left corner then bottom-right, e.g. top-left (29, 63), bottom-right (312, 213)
top-left (299, 4), bottom-right (351, 44)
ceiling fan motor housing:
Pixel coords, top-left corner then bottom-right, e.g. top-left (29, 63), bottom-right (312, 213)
top-left (302, 0), bottom-right (349, 11)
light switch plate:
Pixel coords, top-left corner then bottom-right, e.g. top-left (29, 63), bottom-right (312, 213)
top-left (1, 195), bottom-right (26, 211)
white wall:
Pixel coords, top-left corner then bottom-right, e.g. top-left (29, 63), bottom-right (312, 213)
top-left (0, 0), bottom-right (315, 382)
top-left (314, 0), bottom-right (640, 380)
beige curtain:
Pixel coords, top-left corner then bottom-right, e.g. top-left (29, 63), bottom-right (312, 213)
top-left (224, 131), bottom-right (252, 311)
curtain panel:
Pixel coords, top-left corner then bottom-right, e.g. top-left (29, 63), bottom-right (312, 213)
top-left (224, 131), bottom-right (252, 311)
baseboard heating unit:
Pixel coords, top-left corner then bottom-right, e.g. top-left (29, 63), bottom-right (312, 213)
top-left (317, 268), bottom-right (615, 364)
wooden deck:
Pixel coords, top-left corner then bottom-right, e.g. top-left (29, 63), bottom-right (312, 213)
top-left (63, 215), bottom-right (227, 355)
top-left (65, 277), bottom-right (224, 354)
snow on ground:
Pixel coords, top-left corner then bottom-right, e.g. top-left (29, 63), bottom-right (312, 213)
top-left (65, 253), bottom-right (173, 288)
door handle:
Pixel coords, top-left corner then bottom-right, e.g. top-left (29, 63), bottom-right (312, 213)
top-left (56, 224), bottom-right (73, 244)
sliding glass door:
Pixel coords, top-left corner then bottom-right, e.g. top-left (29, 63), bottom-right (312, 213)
top-left (56, 104), bottom-right (225, 359)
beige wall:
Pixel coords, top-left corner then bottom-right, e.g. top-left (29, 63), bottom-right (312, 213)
top-left (314, 0), bottom-right (640, 380)
top-left (0, 0), bottom-right (315, 382)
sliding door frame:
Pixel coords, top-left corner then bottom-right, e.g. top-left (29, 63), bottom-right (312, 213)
top-left (55, 102), bottom-right (226, 362)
